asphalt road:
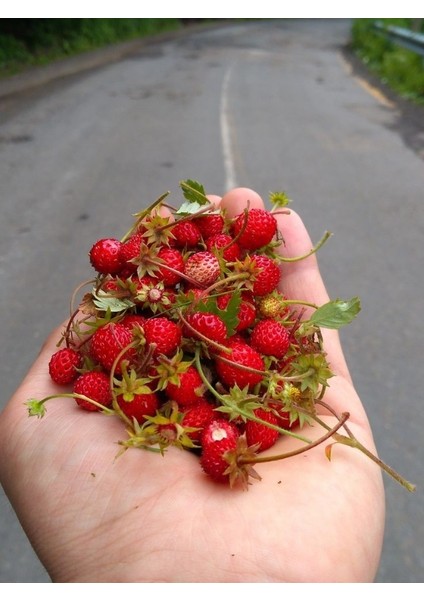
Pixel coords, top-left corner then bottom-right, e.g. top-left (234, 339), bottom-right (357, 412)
top-left (1, 19), bottom-right (423, 583)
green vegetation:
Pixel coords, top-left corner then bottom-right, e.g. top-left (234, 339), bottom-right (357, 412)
top-left (0, 19), bottom-right (185, 77)
top-left (351, 19), bottom-right (424, 105)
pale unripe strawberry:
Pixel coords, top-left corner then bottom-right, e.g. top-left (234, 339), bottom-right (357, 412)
top-left (184, 251), bottom-right (220, 287)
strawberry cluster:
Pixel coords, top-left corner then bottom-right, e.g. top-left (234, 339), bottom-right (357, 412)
top-left (27, 180), bottom-right (369, 489)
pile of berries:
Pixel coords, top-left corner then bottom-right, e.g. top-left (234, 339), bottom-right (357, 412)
top-left (26, 180), bottom-right (413, 490)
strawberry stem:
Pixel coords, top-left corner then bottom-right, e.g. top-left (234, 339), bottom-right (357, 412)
top-left (278, 231), bottom-right (332, 263)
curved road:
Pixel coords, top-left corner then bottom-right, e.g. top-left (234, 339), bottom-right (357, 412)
top-left (1, 19), bottom-right (423, 583)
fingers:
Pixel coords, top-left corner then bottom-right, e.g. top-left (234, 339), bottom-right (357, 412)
top-left (220, 188), bottom-right (352, 382)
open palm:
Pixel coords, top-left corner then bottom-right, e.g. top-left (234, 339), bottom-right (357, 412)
top-left (0, 190), bottom-right (385, 582)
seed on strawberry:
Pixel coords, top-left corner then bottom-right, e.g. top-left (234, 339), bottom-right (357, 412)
top-left (90, 322), bottom-right (136, 374)
top-left (251, 254), bottom-right (281, 296)
top-left (200, 418), bottom-right (240, 483)
top-left (184, 251), bottom-right (220, 287)
top-left (143, 317), bottom-right (182, 357)
top-left (206, 233), bottom-right (241, 262)
top-left (48, 347), bottom-right (82, 385)
top-left (171, 220), bottom-right (202, 248)
top-left (181, 398), bottom-right (216, 442)
top-left (232, 208), bottom-right (277, 250)
top-left (73, 371), bottom-right (112, 411)
top-left (245, 407), bottom-right (280, 451)
top-left (184, 312), bottom-right (228, 344)
top-left (116, 391), bottom-right (159, 423)
top-left (165, 364), bottom-right (206, 407)
top-left (89, 238), bottom-right (123, 275)
top-left (250, 318), bottom-right (290, 359)
top-left (215, 339), bottom-right (265, 389)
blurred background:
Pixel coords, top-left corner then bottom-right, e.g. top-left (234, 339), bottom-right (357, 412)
top-left (0, 18), bottom-right (423, 582)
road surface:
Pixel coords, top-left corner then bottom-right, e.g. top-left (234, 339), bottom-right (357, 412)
top-left (1, 19), bottom-right (423, 583)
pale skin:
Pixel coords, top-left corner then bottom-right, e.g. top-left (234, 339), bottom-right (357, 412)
top-left (0, 188), bottom-right (385, 582)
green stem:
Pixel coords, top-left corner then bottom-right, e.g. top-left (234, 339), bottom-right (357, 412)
top-left (239, 412), bottom-right (350, 465)
top-left (279, 231), bottom-right (332, 263)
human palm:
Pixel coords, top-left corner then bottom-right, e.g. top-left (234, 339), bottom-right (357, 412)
top-left (0, 190), bottom-right (385, 582)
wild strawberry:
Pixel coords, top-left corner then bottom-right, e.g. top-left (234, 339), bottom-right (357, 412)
top-left (156, 247), bottom-right (185, 286)
top-left (184, 312), bottom-right (228, 344)
top-left (116, 391), bottom-right (159, 423)
top-left (165, 364), bottom-right (206, 407)
top-left (184, 251), bottom-right (220, 287)
top-left (206, 233), bottom-right (241, 262)
top-left (89, 238), bottom-right (123, 275)
top-left (73, 371), bottom-right (112, 411)
top-left (182, 398), bottom-right (216, 443)
top-left (245, 407), bottom-right (280, 451)
top-left (143, 317), bottom-right (182, 357)
top-left (251, 254), bottom-right (281, 296)
top-left (200, 418), bottom-right (240, 483)
top-left (257, 290), bottom-right (289, 319)
top-left (232, 208), bottom-right (277, 250)
top-left (171, 220), bottom-right (202, 248)
top-left (119, 232), bottom-right (143, 273)
top-left (216, 291), bottom-right (256, 332)
top-left (250, 319), bottom-right (290, 359)
top-left (120, 314), bottom-right (146, 331)
top-left (269, 402), bottom-right (300, 430)
top-left (194, 213), bottom-right (224, 239)
top-left (48, 347), bottom-right (82, 385)
top-left (215, 339), bottom-right (265, 389)
top-left (89, 322), bottom-right (136, 374)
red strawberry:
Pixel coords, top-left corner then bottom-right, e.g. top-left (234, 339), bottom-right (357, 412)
top-left (232, 208), bottom-right (277, 250)
top-left (250, 319), bottom-right (290, 359)
top-left (245, 407), bottom-right (280, 451)
top-left (194, 213), bottom-right (224, 239)
top-left (181, 398), bottom-right (216, 442)
top-left (216, 291), bottom-right (256, 331)
top-left (89, 238), bottom-right (123, 275)
top-left (206, 233), bottom-right (241, 262)
top-left (171, 220), bottom-right (201, 248)
top-left (184, 312), bottom-right (228, 344)
top-left (251, 254), bottom-right (281, 296)
top-left (116, 391), bottom-right (159, 423)
top-left (156, 247), bottom-right (185, 286)
top-left (143, 317), bottom-right (182, 357)
top-left (200, 418), bottom-right (240, 483)
top-left (73, 371), bottom-right (112, 411)
top-left (269, 402), bottom-right (299, 430)
top-left (119, 232), bottom-right (143, 273)
top-left (165, 365), bottom-right (206, 407)
top-left (120, 314), bottom-right (146, 331)
top-left (215, 339), bottom-right (265, 389)
top-left (48, 347), bottom-right (82, 385)
top-left (90, 322), bottom-right (136, 374)
top-left (184, 251), bottom-right (220, 287)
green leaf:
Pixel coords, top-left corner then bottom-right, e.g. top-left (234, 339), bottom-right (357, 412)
top-left (178, 180), bottom-right (210, 215)
top-left (309, 297), bottom-right (361, 329)
top-left (92, 292), bottom-right (135, 313)
top-left (194, 289), bottom-right (241, 337)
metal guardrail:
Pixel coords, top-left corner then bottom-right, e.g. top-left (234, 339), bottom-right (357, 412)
top-left (373, 21), bottom-right (424, 57)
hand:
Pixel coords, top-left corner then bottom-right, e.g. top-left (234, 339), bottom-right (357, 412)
top-left (0, 188), bottom-right (385, 582)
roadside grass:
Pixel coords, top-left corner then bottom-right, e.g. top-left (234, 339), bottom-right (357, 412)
top-left (350, 18), bottom-right (424, 105)
top-left (0, 19), bottom-right (184, 78)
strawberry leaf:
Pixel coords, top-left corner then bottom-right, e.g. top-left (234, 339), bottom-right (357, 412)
top-left (195, 289), bottom-right (241, 337)
top-left (309, 297), bottom-right (361, 329)
top-left (178, 180), bottom-right (210, 215)
top-left (92, 292), bottom-right (135, 313)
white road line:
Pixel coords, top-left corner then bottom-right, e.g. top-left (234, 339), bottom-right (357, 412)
top-left (220, 63), bottom-right (237, 191)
